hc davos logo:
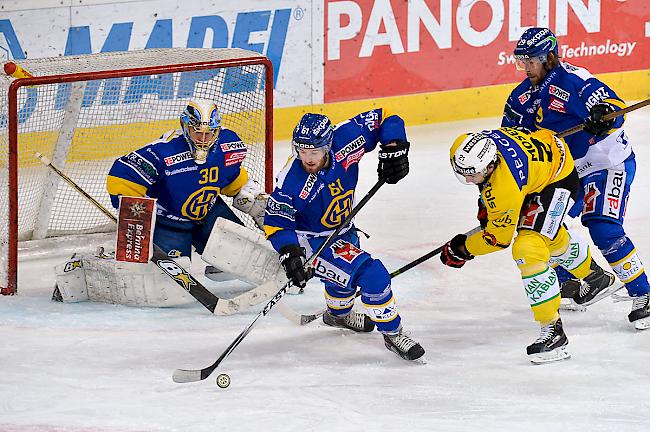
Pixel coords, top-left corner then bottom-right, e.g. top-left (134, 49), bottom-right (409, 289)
top-left (182, 187), bottom-right (220, 220)
top-left (321, 190), bottom-right (354, 228)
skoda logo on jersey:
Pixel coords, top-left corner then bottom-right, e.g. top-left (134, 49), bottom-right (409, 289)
top-left (321, 190), bottom-right (354, 228)
top-left (155, 259), bottom-right (196, 292)
top-left (181, 187), bottom-right (220, 220)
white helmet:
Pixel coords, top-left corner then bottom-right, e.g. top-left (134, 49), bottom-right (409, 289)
top-left (450, 132), bottom-right (498, 184)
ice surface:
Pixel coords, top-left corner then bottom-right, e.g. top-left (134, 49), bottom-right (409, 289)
top-left (2, 111), bottom-right (650, 431)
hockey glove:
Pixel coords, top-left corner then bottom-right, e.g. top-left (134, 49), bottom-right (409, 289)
top-left (477, 197), bottom-right (488, 229)
top-left (584, 103), bottom-right (615, 137)
top-left (279, 244), bottom-right (312, 288)
top-left (440, 234), bottom-right (474, 268)
top-left (378, 140), bottom-right (410, 184)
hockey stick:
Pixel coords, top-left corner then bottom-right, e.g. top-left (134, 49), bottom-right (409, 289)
top-left (556, 98), bottom-right (650, 138)
top-left (283, 225), bottom-right (483, 326)
top-left (172, 179), bottom-right (386, 383)
top-left (34, 152), bottom-right (227, 314)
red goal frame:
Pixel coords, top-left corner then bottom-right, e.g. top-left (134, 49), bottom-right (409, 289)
top-left (2, 55), bottom-right (274, 295)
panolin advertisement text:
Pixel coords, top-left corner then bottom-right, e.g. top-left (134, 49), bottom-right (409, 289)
top-left (325, 0), bottom-right (650, 103)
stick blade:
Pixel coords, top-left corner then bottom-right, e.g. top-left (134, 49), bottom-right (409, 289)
top-left (172, 368), bottom-right (203, 383)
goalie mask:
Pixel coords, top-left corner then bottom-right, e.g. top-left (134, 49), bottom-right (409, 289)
top-left (450, 133), bottom-right (498, 185)
top-left (180, 99), bottom-right (222, 164)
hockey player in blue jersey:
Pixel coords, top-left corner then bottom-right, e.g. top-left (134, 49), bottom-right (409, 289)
top-left (502, 27), bottom-right (649, 329)
top-left (106, 98), bottom-right (268, 266)
top-left (263, 112), bottom-right (425, 360)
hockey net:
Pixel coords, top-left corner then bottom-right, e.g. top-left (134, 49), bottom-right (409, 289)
top-left (0, 48), bottom-right (273, 295)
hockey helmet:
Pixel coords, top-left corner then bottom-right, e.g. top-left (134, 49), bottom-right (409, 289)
top-left (180, 98), bottom-right (222, 164)
top-left (450, 132), bottom-right (498, 184)
top-left (514, 27), bottom-right (558, 70)
top-left (292, 113), bottom-right (334, 158)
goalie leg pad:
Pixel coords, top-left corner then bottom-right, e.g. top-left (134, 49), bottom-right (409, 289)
top-left (202, 218), bottom-right (288, 287)
top-left (54, 256), bottom-right (89, 302)
top-left (57, 253), bottom-right (195, 307)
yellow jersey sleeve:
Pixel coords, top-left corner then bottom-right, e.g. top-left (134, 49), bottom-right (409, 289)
top-left (465, 161), bottom-right (526, 256)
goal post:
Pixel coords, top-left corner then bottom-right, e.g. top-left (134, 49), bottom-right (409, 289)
top-left (1, 48), bottom-right (274, 295)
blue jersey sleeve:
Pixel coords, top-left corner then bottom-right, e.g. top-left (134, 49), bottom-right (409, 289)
top-left (264, 187), bottom-right (300, 252)
top-left (378, 110), bottom-right (407, 145)
top-left (106, 145), bottom-right (162, 209)
top-left (502, 84), bottom-right (536, 130)
top-left (343, 109), bottom-right (407, 155)
top-left (578, 78), bottom-right (626, 131)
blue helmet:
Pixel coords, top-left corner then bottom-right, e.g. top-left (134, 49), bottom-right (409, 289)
top-left (292, 113), bottom-right (334, 150)
top-left (514, 27), bottom-right (558, 63)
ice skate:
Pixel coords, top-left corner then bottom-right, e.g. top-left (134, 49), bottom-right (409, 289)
top-left (322, 310), bottom-right (375, 332)
top-left (628, 293), bottom-right (650, 330)
top-left (560, 279), bottom-right (586, 312)
top-left (573, 261), bottom-right (616, 306)
top-left (383, 330), bottom-right (425, 361)
top-left (527, 318), bottom-right (571, 364)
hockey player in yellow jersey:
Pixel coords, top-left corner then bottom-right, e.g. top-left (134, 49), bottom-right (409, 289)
top-left (440, 127), bottom-right (611, 363)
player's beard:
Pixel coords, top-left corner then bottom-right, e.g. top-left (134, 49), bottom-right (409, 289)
top-left (301, 153), bottom-right (329, 174)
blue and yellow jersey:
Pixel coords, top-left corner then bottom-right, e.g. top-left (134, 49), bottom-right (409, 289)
top-left (106, 128), bottom-right (248, 222)
top-left (453, 128), bottom-right (575, 256)
top-left (502, 61), bottom-right (631, 177)
top-left (264, 109), bottom-right (407, 252)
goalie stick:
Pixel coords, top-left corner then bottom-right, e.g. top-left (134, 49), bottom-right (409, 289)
top-left (34, 152), bottom-right (241, 315)
top-left (172, 180), bottom-right (385, 383)
top-left (279, 225), bottom-right (483, 326)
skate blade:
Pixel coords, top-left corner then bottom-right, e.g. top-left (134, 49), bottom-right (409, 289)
top-left (529, 346), bottom-right (571, 364)
top-left (560, 298), bottom-right (586, 312)
top-left (634, 317), bottom-right (650, 330)
top-left (578, 284), bottom-right (623, 307)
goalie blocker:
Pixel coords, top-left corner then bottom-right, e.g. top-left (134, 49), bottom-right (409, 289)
top-left (53, 196), bottom-right (194, 307)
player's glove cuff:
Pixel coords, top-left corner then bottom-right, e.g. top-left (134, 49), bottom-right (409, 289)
top-left (378, 140), bottom-right (410, 184)
top-left (279, 244), bottom-right (312, 288)
top-left (440, 234), bottom-right (474, 268)
top-left (584, 102), bottom-right (616, 137)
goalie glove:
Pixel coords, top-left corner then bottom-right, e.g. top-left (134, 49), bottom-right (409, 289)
top-left (440, 234), bottom-right (474, 268)
top-left (232, 179), bottom-right (268, 230)
top-left (378, 140), bottom-right (410, 184)
top-left (583, 102), bottom-right (616, 137)
top-left (278, 244), bottom-right (312, 289)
